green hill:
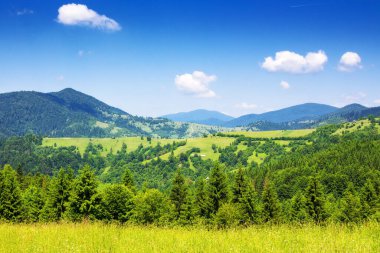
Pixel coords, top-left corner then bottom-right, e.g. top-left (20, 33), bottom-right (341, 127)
top-left (1, 118), bottom-right (379, 227)
top-left (0, 88), bottom-right (222, 138)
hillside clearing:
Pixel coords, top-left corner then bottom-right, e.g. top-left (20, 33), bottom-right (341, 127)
top-left (225, 129), bottom-right (315, 138)
top-left (43, 136), bottom-right (235, 160)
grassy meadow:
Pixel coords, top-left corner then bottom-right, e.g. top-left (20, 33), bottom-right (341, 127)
top-left (43, 137), bottom-right (176, 156)
top-left (43, 135), bottom-right (235, 161)
top-left (224, 129), bottom-right (315, 138)
top-left (334, 119), bottom-right (380, 135)
top-left (43, 128), bottom-right (314, 161)
top-left (0, 222), bottom-right (379, 253)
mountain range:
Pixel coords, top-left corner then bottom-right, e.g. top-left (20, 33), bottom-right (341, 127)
top-left (162, 109), bottom-right (234, 126)
top-left (224, 103), bottom-right (338, 127)
top-left (162, 103), bottom-right (380, 130)
top-left (0, 88), bottom-right (221, 138)
top-left (1, 88), bottom-right (380, 138)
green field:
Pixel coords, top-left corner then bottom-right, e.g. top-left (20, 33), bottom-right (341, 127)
top-left (0, 223), bottom-right (378, 253)
top-left (225, 129), bottom-right (315, 138)
top-left (159, 136), bottom-right (235, 160)
top-left (248, 151), bottom-right (268, 164)
top-left (43, 136), bottom-right (236, 161)
top-left (43, 137), bottom-right (177, 155)
top-left (43, 128), bottom-right (314, 160)
top-left (334, 119), bottom-right (380, 135)
top-left (43, 129), bottom-right (316, 164)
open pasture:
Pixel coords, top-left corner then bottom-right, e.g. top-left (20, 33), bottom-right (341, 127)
top-left (0, 223), bottom-right (378, 253)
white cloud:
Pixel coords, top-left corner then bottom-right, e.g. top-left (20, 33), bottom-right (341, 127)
top-left (57, 75), bottom-right (65, 81)
top-left (280, 81), bottom-right (290, 89)
top-left (373, 99), bottom-right (380, 105)
top-left (57, 4), bottom-right (121, 31)
top-left (261, 50), bottom-right (328, 73)
top-left (343, 92), bottom-right (367, 103)
top-left (235, 102), bottom-right (258, 110)
top-left (175, 71), bottom-right (217, 98)
top-left (16, 9), bottom-right (34, 16)
top-left (338, 52), bottom-right (362, 72)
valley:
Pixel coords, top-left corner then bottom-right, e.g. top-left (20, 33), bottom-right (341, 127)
top-left (1, 1), bottom-right (379, 252)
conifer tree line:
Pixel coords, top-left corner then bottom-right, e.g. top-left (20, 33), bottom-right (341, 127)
top-left (0, 122), bottom-right (380, 227)
top-left (0, 162), bottom-right (379, 227)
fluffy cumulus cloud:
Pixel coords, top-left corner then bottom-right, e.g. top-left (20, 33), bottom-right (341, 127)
top-left (261, 50), bottom-right (328, 74)
top-left (57, 4), bottom-right (121, 31)
top-left (374, 99), bottom-right (380, 105)
top-left (280, 81), bottom-right (290, 89)
top-left (235, 102), bottom-right (258, 110)
top-left (338, 52), bottom-right (362, 72)
top-left (175, 71), bottom-right (217, 98)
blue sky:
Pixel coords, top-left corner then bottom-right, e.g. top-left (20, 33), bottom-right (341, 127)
top-left (0, 0), bottom-right (379, 117)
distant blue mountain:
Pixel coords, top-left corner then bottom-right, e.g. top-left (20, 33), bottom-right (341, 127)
top-left (161, 102), bottom-right (378, 130)
top-left (316, 103), bottom-right (368, 123)
top-left (224, 103), bottom-right (338, 127)
top-left (245, 103), bottom-right (379, 131)
top-left (162, 109), bottom-right (234, 126)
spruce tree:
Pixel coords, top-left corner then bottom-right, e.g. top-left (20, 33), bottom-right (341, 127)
top-left (207, 163), bottom-right (229, 214)
top-left (0, 164), bottom-right (23, 222)
top-left (179, 191), bottom-right (195, 225)
top-left (169, 170), bottom-right (187, 219)
top-left (231, 168), bottom-right (246, 203)
top-left (339, 183), bottom-right (362, 223)
top-left (40, 167), bottom-right (74, 221)
top-left (360, 179), bottom-right (379, 219)
top-left (195, 179), bottom-right (212, 219)
top-left (122, 165), bottom-right (136, 192)
top-left (262, 179), bottom-right (281, 223)
top-left (305, 176), bottom-right (326, 223)
top-left (232, 168), bottom-right (259, 223)
top-left (65, 165), bottom-right (101, 221)
top-left (22, 185), bottom-right (44, 222)
top-left (290, 190), bottom-right (309, 222)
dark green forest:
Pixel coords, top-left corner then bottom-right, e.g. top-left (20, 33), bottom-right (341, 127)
top-left (0, 89), bottom-right (217, 138)
top-left (0, 121), bottom-right (379, 227)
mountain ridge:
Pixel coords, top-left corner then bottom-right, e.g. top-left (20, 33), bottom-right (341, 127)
top-left (162, 109), bottom-right (234, 126)
top-left (224, 103), bottom-right (338, 127)
top-left (1, 88), bottom-right (379, 137)
top-left (0, 88), bottom-right (220, 138)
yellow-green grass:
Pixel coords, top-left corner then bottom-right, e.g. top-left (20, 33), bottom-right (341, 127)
top-left (248, 151), bottom-right (267, 164)
top-left (274, 140), bottom-right (291, 146)
top-left (43, 136), bottom-right (235, 161)
top-left (158, 136), bottom-right (235, 161)
top-left (225, 129), bottom-right (315, 138)
top-left (334, 119), bottom-right (380, 135)
top-left (43, 137), bottom-right (177, 156)
top-left (236, 143), bottom-right (248, 151)
top-left (0, 223), bottom-right (378, 253)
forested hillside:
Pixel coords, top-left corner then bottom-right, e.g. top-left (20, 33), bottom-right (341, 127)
top-left (0, 118), bottom-right (379, 226)
top-left (0, 88), bottom-right (222, 138)
top-left (225, 103), bottom-right (338, 127)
